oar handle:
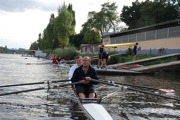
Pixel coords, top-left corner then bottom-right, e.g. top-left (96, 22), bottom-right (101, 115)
top-left (52, 81), bottom-right (82, 89)
top-left (91, 79), bottom-right (127, 90)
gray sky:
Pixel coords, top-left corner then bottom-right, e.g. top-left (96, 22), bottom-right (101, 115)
top-left (0, 0), bottom-right (57, 12)
top-left (0, 0), bottom-right (143, 49)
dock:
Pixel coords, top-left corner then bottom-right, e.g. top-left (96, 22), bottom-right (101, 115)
top-left (95, 53), bottom-right (180, 75)
top-left (130, 60), bottom-right (180, 73)
top-left (95, 68), bottom-right (142, 75)
top-left (108, 53), bottom-right (180, 67)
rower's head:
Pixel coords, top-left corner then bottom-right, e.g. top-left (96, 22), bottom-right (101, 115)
top-left (75, 56), bottom-right (83, 67)
top-left (83, 56), bottom-right (91, 67)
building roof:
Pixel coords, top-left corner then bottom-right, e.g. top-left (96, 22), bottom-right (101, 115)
top-left (102, 19), bottom-right (180, 38)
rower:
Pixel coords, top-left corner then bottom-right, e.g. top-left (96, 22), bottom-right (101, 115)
top-left (71, 56), bottom-right (99, 98)
top-left (68, 56), bottom-right (83, 79)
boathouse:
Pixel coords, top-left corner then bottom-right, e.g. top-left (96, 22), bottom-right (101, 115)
top-left (102, 19), bottom-right (180, 54)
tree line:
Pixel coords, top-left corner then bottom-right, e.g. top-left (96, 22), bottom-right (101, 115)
top-left (29, 0), bottom-right (180, 51)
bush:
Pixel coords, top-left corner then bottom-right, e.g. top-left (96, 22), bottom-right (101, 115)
top-left (108, 56), bottom-right (120, 64)
top-left (52, 47), bottom-right (79, 60)
top-left (126, 48), bottom-right (133, 55)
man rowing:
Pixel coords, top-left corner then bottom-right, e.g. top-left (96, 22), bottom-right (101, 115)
top-left (71, 56), bottom-right (99, 98)
top-left (69, 56), bottom-right (83, 79)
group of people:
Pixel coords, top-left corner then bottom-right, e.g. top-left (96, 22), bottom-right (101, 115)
top-left (69, 56), bottom-right (98, 98)
top-left (68, 44), bottom-right (110, 99)
top-left (97, 44), bottom-right (110, 69)
top-left (51, 55), bottom-right (63, 64)
top-left (61, 43), bottom-right (141, 99)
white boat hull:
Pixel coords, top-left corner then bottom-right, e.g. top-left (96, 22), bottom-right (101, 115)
top-left (83, 103), bottom-right (113, 120)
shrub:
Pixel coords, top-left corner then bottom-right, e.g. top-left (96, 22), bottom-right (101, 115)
top-left (52, 47), bottom-right (79, 60)
top-left (126, 48), bottom-right (133, 55)
top-left (108, 56), bottom-right (120, 64)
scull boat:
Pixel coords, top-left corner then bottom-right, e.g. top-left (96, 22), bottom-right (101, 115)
top-left (71, 87), bottom-right (113, 120)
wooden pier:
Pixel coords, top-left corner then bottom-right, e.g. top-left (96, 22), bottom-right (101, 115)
top-left (96, 53), bottom-right (180, 75)
top-left (130, 60), bottom-right (180, 73)
top-left (95, 68), bottom-right (142, 75)
top-left (108, 53), bottom-right (180, 67)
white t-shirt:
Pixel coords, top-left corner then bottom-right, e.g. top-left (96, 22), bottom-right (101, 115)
top-left (68, 64), bottom-right (79, 79)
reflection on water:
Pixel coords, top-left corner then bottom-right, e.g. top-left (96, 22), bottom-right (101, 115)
top-left (99, 73), bottom-right (180, 120)
top-left (0, 54), bottom-right (180, 120)
top-left (154, 70), bottom-right (180, 82)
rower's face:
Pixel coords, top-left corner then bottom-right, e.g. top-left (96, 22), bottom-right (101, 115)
top-left (83, 57), bottom-right (90, 67)
top-left (76, 58), bottom-right (83, 66)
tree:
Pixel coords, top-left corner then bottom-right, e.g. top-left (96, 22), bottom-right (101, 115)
top-left (121, 0), bottom-right (143, 29)
top-left (81, 19), bottom-right (102, 44)
top-left (121, 0), bottom-right (180, 29)
top-left (54, 3), bottom-right (74, 49)
top-left (83, 29), bottom-right (101, 44)
top-left (101, 2), bottom-right (121, 32)
top-left (81, 2), bottom-right (120, 37)
top-left (69, 34), bottom-right (84, 48)
top-left (41, 14), bottom-right (58, 50)
top-left (29, 3), bottom-right (75, 50)
top-left (30, 41), bottom-right (38, 50)
top-left (67, 4), bottom-right (76, 33)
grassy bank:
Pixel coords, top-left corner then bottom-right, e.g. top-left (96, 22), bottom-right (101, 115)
top-left (47, 47), bottom-right (178, 66)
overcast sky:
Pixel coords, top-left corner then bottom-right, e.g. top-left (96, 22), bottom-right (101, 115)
top-left (0, 0), bottom-right (143, 49)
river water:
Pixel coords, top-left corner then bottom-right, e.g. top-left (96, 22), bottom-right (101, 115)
top-left (0, 54), bottom-right (179, 120)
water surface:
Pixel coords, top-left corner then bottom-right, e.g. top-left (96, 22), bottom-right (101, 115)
top-left (0, 54), bottom-right (179, 120)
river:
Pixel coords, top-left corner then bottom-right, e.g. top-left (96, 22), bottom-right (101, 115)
top-left (0, 54), bottom-right (179, 120)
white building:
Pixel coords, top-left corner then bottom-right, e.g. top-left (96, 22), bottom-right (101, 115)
top-left (35, 49), bottom-right (47, 57)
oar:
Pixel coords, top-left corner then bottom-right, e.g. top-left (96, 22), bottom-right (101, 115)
top-left (103, 80), bottom-right (175, 93)
top-left (0, 81), bottom-right (81, 96)
top-left (105, 80), bottom-right (159, 90)
top-left (91, 79), bottom-right (180, 101)
top-left (0, 87), bottom-right (45, 96)
top-left (0, 80), bottom-right (70, 88)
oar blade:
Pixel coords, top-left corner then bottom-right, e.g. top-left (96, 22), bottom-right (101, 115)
top-left (159, 89), bottom-right (175, 93)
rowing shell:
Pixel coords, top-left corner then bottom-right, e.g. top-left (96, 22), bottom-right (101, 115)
top-left (71, 87), bottom-right (113, 120)
top-left (82, 103), bottom-right (113, 120)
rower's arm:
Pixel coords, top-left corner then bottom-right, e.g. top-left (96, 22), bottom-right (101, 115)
top-left (71, 69), bottom-right (79, 83)
top-left (90, 68), bottom-right (99, 85)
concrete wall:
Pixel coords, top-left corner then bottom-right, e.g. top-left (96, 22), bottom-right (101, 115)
top-left (139, 37), bottom-right (180, 50)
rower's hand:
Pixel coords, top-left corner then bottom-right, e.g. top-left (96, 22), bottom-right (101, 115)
top-left (85, 77), bottom-right (91, 81)
top-left (81, 80), bottom-right (90, 84)
top-left (81, 77), bottom-right (91, 84)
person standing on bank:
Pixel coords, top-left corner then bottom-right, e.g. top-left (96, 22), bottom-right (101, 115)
top-left (101, 50), bottom-right (110, 69)
top-left (71, 56), bottom-right (99, 98)
top-left (69, 56), bottom-right (83, 79)
top-left (133, 42), bottom-right (140, 61)
top-left (97, 44), bottom-right (105, 68)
